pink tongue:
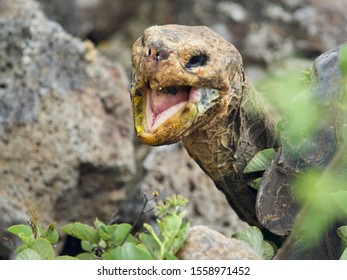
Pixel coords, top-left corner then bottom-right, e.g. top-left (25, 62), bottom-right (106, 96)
top-left (149, 88), bottom-right (189, 114)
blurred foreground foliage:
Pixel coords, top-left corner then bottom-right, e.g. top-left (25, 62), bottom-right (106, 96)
top-left (255, 44), bottom-right (347, 259)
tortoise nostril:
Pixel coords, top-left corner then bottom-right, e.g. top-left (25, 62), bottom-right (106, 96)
top-left (145, 47), bottom-right (152, 56)
top-left (145, 46), bottom-right (170, 62)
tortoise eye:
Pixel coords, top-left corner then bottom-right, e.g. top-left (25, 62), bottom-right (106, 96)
top-left (186, 54), bottom-right (207, 68)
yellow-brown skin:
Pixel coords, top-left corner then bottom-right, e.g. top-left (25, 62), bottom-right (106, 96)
top-left (131, 25), bottom-right (276, 227)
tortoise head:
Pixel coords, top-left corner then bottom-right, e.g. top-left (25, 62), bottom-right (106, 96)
top-left (130, 24), bottom-right (244, 146)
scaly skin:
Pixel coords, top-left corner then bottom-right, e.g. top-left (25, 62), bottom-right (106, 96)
top-left (130, 25), bottom-right (276, 228)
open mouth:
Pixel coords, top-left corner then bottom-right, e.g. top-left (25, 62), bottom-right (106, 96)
top-left (145, 83), bottom-right (201, 131)
top-left (131, 79), bottom-right (221, 145)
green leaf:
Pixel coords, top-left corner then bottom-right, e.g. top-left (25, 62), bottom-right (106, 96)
top-left (16, 248), bottom-right (42, 260)
top-left (62, 222), bottom-right (99, 244)
top-left (81, 240), bottom-right (94, 252)
top-left (110, 223), bottom-right (133, 246)
top-left (337, 226), bottom-right (347, 246)
top-left (164, 251), bottom-right (177, 260)
top-left (76, 252), bottom-right (99, 260)
top-left (340, 248), bottom-right (347, 260)
top-left (44, 229), bottom-right (59, 244)
top-left (7, 224), bottom-right (33, 237)
top-left (106, 224), bottom-right (118, 235)
top-left (330, 191), bottom-right (347, 216)
top-left (102, 243), bottom-right (153, 260)
top-left (139, 233), bottom-right (161, 259)
top-left (98, 240), bottom-right (107, 249)
top-left (94, 219), bottom-right (110, 240)
top-left (339, 44), bottom-right (347, 77)
top-left (15, 244), bottom-right (29, 253)
top-left (55, 255), bottom-right (79, 260)
top-left (243, 148), bottom-right (276, 174)
top-left (8, 224), bottom-right (35, 245)
top-left (232, 226), bottom-right (275, 260)
top-left (94, 219), bottom-right (107, 232)
top-left (143, 223), bottom-right (161, 249)
top-left (159, 214), bottom-right (182, 244)
top-left (18, 232), bottom-right (35, 246)
top-left (247, 177), bottom-right (263, 190)
top-left (165, 221), bottom-right (190, 255)
top-left (31, 238), bottom-right (55, 260)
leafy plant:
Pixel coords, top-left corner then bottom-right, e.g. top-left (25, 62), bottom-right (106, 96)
top-left (7, 194), bottom-right (189, 260)
top-left (7, 222), bottom-right (76, 260)
top-left (232, 226), bottom-right (275, 260)
top-left (6, 201), bottom-right (76, 260)
top-left (62, 220), bottom-right (149, 260)
top-left (139, 195), bottom-right (190, 260)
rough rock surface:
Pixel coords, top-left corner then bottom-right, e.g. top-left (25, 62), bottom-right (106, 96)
top-left (177, 226), bottom-right (258, 260)
top-left (37, 0), bottom-right (140, 43)
top-left (0, 0), bottom-right (135, 258)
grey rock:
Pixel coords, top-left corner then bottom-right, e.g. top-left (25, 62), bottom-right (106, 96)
top-left (177, 226), bottom-right (259, 260)
top-left (293, 0), bottom-right (347, 53)
top-left (244, 23), bottom-right (294, 64)
top-left (217, 2), bottom-right (249, 23)
top-left (0, 0), bottom-right (135, 258)
top-left (264, 4), bottom-right (293, 22)
top-left (37, 0), bottom-right (140, 42)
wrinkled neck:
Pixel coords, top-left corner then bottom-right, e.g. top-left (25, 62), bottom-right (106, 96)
top-left (183, 73), bottom-right (245, 178)
top-left (183, 79), bottom-right (276, 180)
top-left (182, 79), bottom-right (277, 226)
top-left (182, 89), bottom-right (241, 183)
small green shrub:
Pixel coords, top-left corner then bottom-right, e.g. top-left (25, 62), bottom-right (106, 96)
top-left (7, 194), bottom-right (189, 260)
top-left (7, 222), bottom-right (76, 260)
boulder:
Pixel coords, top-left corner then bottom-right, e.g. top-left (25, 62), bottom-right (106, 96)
top-left (0, 0), bottom-right (135, 258)
top-left (178, 226), bottom-right (259, 260)
top-left (37, 0), bottom-right (140, 43)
